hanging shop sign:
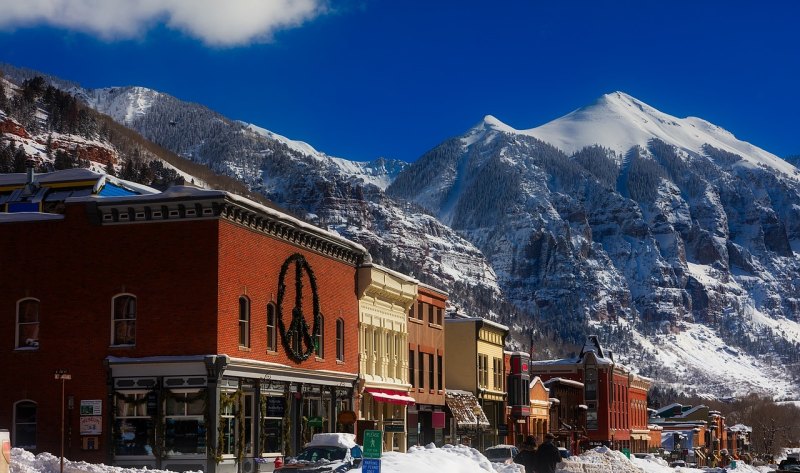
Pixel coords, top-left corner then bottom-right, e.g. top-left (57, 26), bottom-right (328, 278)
top-left (79, 400), bottom-right (102, 416)
top-left (80, 416), bottom-right (102, 435)
top-left (266, 397), bottom-right (285, 417)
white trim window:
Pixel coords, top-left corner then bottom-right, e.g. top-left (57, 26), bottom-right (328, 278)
top-left (165, 389), bottom-right (207, 455)
top-left (336, 319), bottom-right (344, 361)
top-left (267, 303), bottom-right (277, 352)
top-left (114, 391), bottom-right (154, 456)
top-left (239, 297), bottom-right (250, 348)
top-left (112, 294), bottom-right (137, 346)
top-left (16, 298), bottom-right (40, 349)
top-left (13, 400), bottom-right (37, 449)
top-left (315, 314), bottom-right (324, 358)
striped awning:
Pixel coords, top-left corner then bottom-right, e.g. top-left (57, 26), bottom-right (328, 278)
top-left (366, 388), bottom-right (415, 406)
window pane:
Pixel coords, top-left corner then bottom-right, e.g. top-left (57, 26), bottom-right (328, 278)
top-left (115, 320), bottom-right (136, 345)
top-left (14, 402), bottom-right (37, 449)
top-left (165, 419), bottom-right (206, 455)
top-left (267, 305), bottom-right (276, 351)
top-left (19, 300), bottom-right (39, 323)
top-left (115, 418), bottom-right (154, 456)
top-left (14, 423), bottom-right (36, 449)
top-left (262, 418), bottom-right (282, 454)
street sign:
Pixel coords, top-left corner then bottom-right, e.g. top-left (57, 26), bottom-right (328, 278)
top-left (363, 430), bottom-right (383, 459)
top-left (362, 458), bottom-right (381, 473)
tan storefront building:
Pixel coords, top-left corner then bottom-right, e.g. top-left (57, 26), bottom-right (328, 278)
top-left (529, 377), bottom-right (550, 443)
top-left (445, 316), bottom-right (508, 450)
top-left (356, 263), bottom-right (417, 452)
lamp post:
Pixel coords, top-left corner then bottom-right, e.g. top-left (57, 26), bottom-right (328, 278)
top-left (54, 369), bottom-right (71, 473)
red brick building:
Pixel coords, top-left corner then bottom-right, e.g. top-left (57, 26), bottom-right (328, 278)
top-left (406, 284), bottom-right (447, 447)
top-left (0, 170), bottom-right (369, 473)
top-left (530, 336), bottom-right (652, 453)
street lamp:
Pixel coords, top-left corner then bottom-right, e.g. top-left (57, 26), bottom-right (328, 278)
top-left (54, 369), bottom-right (71, 473)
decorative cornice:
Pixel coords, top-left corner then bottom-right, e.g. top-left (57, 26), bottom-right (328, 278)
top-left (91, 193), bottom-right (367, 265)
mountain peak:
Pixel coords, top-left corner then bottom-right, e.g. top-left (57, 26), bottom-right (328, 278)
top-left (519, 92), bottom-right (795, 176)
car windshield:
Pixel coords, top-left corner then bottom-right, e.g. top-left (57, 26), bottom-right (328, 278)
top-left (783, 465), bottom-right (800, 472)
top-left (296, 446), bottom-right (347, 462)
top-left (485, 448), bottom-right (512, 460)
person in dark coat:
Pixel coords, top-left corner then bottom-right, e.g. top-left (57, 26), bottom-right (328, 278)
top-left (534, 433), bottom-right (562, 473)
top-left (513, 435), bottom-right (539, 473)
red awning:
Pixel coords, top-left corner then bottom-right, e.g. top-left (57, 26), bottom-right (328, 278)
top-left (366, 388), bottom-right (416, 406)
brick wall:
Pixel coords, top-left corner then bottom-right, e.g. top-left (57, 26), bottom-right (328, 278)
top-left (216, 219), bottom-right (360, 373)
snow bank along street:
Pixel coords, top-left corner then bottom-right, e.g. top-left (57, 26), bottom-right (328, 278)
top-left (10, 445), bottom-right (784, 473)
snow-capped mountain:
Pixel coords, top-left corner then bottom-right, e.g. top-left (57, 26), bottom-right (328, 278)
top-left (3, 62), bottom-right (798, 400)
top-left (389, 92), bottom-right (800, 399)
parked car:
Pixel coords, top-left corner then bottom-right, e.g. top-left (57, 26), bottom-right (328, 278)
top-left (669, 460), bottom-right (686, 468)
top-left (0, 429), bottom-right (10, 473)
top-left (484, 444), bottom-right (520, 464)
top-left (275, 433), bottom-right (363, 473)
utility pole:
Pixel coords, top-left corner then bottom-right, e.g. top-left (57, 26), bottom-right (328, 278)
top-left (54, 369), bottom-right (71, 473)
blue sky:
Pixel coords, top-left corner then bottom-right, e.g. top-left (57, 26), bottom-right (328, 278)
top-left (0, 1), bottom-right (798, 162)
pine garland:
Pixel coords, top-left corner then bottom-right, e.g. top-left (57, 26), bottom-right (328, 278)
top-left (277, 253), bottom-right (322, 362)
top-left (215, 388), bottom-right (245, 464)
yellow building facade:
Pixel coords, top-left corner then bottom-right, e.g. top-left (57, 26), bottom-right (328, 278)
top-left (444, 316), bottom-right (508, 450)
top-left (356, 263), bottom-right (417, 452)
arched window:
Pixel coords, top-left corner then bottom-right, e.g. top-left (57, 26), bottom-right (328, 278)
top-left (13, 400), bottom-right (37, 449)
top-left (112, 294), bottom-right (137, 346)
top-left (239, 296), bottom-right (250, 348)
top-left (266, 303), bottom-right (277, 352)
top-left (336, 319), bottom-right (344, 361)
top-left (16, 298), bottom-right (40, 349)
top-left (314, 314), bottom-right (324, 358)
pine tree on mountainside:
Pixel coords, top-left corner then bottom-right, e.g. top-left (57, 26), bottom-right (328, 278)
top-left (12, 146), bottom-right (27, 172)
top-left (0, 142), bottom-right (12, 173)
top-left (0, 79), bottom-right (8, 111)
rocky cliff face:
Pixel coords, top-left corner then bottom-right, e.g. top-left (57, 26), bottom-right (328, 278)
top-left (388, 98), bottom-right (800, 398)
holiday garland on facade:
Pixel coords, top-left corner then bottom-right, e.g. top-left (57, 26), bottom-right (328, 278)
top-left (276, 253), bottom-right (321, 362)
top-left (215, 388), bottom-right (245, 464)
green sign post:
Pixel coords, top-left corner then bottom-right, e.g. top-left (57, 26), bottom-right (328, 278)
top-left (621, 448), bottom-right (630, 459)
top-left (363, 430), bottom-right (383, 459)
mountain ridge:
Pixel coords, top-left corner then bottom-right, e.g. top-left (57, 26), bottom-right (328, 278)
top-left (2, 64), bottom-right (798, 400)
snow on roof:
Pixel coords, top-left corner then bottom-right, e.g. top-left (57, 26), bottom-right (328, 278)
top-left (361, 262), bottom-right (419, 284)
top-left (0, 168), bottom-right (158, 195)
top-left (306, 433), bottom-right (358, 449)
top-left (542, 377), bottom-right (584, 389)
top-left (444, 316), bottom-right (509, 332)
top-left (729, 424), bottom-right (752, 433)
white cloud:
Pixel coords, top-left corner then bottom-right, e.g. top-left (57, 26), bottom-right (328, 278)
top-left (0, 0), bottom-right (327, 46)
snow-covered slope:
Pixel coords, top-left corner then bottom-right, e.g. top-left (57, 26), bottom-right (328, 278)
top-left (244, 123), bottom-right (406, 191)
top-left (506, 91), bottom-right (797, 177)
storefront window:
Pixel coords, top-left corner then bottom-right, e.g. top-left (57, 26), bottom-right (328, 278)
top-left (164, 390), bottom-right (207, 455)
top-left (220, 391), bottom-right (254, 456)
top-left (261, 395), bottom-right (285, 454)
top-left (114, 392), bottom-right (154, 456)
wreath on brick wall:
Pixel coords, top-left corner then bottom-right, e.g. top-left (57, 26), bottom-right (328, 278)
top-left (276, 253), bottom-right (321, 362)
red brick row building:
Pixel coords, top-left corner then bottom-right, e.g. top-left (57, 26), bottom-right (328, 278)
top-left (530, 335), bottom-right (654, 453)
top-left (1, 169), bottom-right (370, 473)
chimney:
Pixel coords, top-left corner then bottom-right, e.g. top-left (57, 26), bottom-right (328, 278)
top-left (26, 159), bottom-right (36, 185)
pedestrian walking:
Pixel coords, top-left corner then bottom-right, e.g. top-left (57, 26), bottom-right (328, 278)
top-left (513, 435), bottom-right (539, 473)
top-left (534, 433), bottom-right (562, 473)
